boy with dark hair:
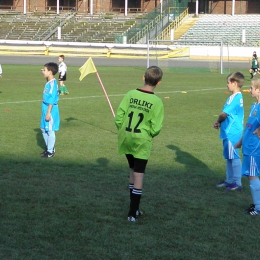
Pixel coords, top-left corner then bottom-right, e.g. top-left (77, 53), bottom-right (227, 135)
top-left (214, 71), bottom-right (245, 191)
top-left (58, 55), bottom-right (69, 95)
top-left (40, 62), bottom-right (60, 158)
top-left (115, 66), bottom-right (164, 222)
top-left (236, 78), bottom-right (260, 215)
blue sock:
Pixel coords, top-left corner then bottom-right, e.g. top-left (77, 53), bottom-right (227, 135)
top-left (41, 129), bottom-right (48, 148)
top-left (232, 159), bottom-right (242, 186)
top-left (250, 179), bottom-right (260, 211)
top-left (226, 159), bottom-right (233, 184)
top-left (46, 131), bottom-right (55, 153)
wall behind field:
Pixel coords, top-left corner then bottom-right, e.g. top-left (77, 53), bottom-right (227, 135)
top-left (148, 44), bottom-right (260, 61)
top-left (210, 0), bottom-right (260, 14)
top-left (0, 40), bottom-right (259, 61)
top-left (189, 46), bottom-right (260, 61)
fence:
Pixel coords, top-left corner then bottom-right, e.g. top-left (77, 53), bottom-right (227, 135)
top-left (115, 0), bottom-right (190, 44)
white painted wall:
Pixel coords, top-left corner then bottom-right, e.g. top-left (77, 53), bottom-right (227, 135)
top-left (0, 40), bottom-right (259, 61)
top-left (189, 46), bottom-right (260, 61)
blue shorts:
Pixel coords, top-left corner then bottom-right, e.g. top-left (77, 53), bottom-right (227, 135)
top-left (242, 155), bottom-right (260, 177)
top-left (222, 139), bottom-right (240, 159)
top-left (40, 103), bottom-right (60, 132)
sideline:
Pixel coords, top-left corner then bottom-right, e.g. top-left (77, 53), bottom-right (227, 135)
top-left (0, 87), bottom-right (227, 105)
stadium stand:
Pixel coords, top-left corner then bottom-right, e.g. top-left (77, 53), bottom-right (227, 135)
top-left (0, 11), bottom-right (136, 43)
top-left (0, 12), bottom-right (66, 40)
top-left (1, 10), bottom-right (260, 47)
top-left (179, 14), bottom-right (260, 47)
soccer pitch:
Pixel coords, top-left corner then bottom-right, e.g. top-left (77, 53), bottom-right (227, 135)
top-left (0, 63), bottom-right (258, 259)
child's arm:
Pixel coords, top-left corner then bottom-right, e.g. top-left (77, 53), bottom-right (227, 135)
top-left (114, 107), bottom-right (124, 129)
top-left (150, 101), bottom-right (164, 137)
top-left (253, 127), bottom-right (260, 138)
top-left (114, 96), bottom-right (128, 129)
top-left (234, 138), bottom-right (242, 148)
top-left (213, 112), bottom-right (227, 129)
top-left (45, 104), bottom-right (53, 121)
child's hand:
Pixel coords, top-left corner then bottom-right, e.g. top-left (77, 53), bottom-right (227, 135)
top-left (213, 121), bottom-right (220, 129)
top-left (234, 139), bottom-right (242, 148)
top-left (45, 113), bottom-right (50, 121)
top-left (253, 127), bottom-right (260, 138)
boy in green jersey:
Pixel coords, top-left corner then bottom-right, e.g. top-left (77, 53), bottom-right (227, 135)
top-left (249, 54), bottom-right (259, 79)
top-left (115, 66), bottom-right (164, 222)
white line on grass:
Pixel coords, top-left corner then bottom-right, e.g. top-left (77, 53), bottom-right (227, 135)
top-left (0, 87), bottom-right (228, 105)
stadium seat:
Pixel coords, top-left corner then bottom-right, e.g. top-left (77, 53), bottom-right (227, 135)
top-left (179, 14), bottom-right (260, 47)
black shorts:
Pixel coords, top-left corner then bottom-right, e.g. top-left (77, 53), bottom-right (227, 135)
top-left (59, 72), bottom-right (67, 81)
top-left (251, 68), bottom-right (258, 72)
top-left (125, 154), bottom-right (148, 173)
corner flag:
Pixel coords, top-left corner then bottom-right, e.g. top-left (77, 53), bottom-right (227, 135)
top-left (79, 57), bottom-right (115, 117)
top-left (79, 57), bottom-right (97, 81)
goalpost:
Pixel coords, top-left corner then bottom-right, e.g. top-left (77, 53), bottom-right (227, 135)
top-left (147, 40), bottom-right (228, 74)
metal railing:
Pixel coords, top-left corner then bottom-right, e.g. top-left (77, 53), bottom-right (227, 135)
top-left (111, 7), bottom-right (144, 13)
top-left (116, 0), bottom-right (189, 44)
top-left (124, 10), bottom-right (167, 44)
top-left (156, 8), bottom-right (189, 40)
top-left (46, 6), bottom-right (77, 12)
top-left (34, 11), bottom-right (76, 41)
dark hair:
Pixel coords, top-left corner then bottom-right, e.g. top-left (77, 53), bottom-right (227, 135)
top-left (253, 54), bottom-right (257, 58)
top-left (59, 55), bottom-right (65, 60)
top-left (227, 71), bottom-right (245, 88)
top-left (44, 62), bottom-right (58, 75)
top-left (144, 66), bottom-right (163, 86)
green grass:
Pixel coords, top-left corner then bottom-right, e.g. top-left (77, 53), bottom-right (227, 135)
top-left (0, 64), bottom-right (258, 259)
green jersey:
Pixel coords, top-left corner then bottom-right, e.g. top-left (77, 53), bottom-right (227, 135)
top-left (115, 89), bottom-right (164, 159)
top-left (252, 58), bottom-right (258, 69)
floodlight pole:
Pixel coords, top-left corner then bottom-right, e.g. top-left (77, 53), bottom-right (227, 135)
top-left (90, 0), bottom-right (93, 15)
top-left (147, 41), bottom-right (150, 68)
top-left (57, 0), bottom-right (59, 14)
top-left (232, 0), bottom-right (235, 16)
top-left (124, 0), bottom-right (128, 16)
top-left (23, 0), bottom-right (26, 14)
top-left (220, 41), bottom-right (223, 74)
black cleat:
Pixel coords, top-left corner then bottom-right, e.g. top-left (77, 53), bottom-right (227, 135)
top-left (41, 151), bottom-right (54, 158)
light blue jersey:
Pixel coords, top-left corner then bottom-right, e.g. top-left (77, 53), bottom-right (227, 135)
top-left (42, 78), bottom-right (59, 105)
top-left (220, 92), bottom-right (244, 142)
top-left (242, 102), bottom-right (260, 156)
top-left (40, 78), bottom-right (60, 132)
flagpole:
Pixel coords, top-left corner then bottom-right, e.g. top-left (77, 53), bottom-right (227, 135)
top-left (95, 72), bottom-right (115, 118)
top-left (79, 57), bottom-right (115, 118)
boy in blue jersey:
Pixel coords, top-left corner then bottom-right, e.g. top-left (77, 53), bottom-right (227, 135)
top-left (235, 78), bottom-right (260, 215)
top-left (40, 62), bottom-right (60, 158)
top-left (115, 66), bottom-right (164, 222)
top-left (214, 72), bottom-right (244, 191)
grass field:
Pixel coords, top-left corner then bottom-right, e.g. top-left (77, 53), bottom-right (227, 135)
top-left (0, 63), bottom-right (258, 259)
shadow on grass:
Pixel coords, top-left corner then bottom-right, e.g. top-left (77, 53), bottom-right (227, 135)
top-left (0, 154), bottom-right (253, 260)
top-left (167, 144), bottom-right (213, 176)
top-left (34, 128), bottom-right (45, 151)
top-left (64, 116), bottom-right (117, 134)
